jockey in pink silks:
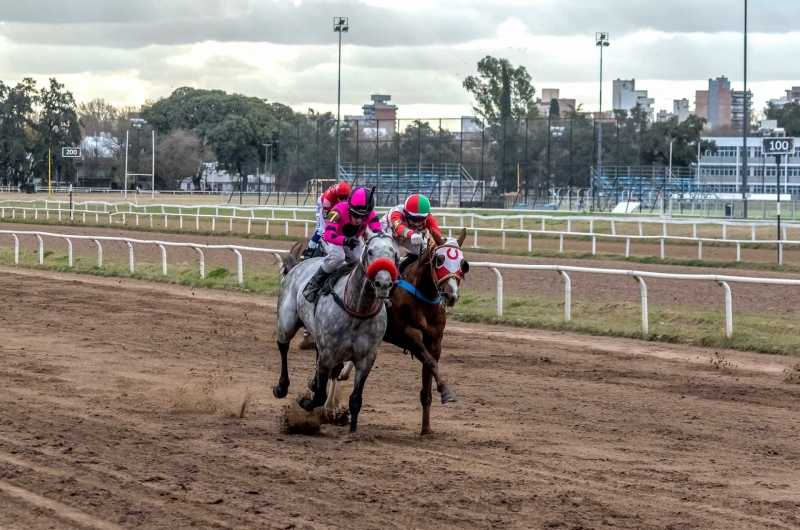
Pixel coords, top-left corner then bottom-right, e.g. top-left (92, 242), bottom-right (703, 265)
top-left (302, 187), bottom-right (382, 303)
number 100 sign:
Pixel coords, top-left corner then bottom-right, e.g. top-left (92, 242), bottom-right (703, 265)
top-left (762, 137), bottom-right (795, 156)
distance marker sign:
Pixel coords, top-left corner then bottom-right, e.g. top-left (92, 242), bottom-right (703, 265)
top-left (762, 137), bottom-right (795, 156)
top-left (61, 147), bottom-right (82, 158)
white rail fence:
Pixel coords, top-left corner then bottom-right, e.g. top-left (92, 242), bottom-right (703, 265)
top-left (0, 201), bottom-right (800, 265)
top-left (2, 199), bottom-right (800, 236)
top-left (3, 228), bottom-right (799, 341)
top-left (0, 230), bottom-right (285, 284)
top-left (471, 262), bottom-right (800, 338)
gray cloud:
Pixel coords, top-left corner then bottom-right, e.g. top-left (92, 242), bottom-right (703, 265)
top-left (0, 0), bottom-right (797, 50)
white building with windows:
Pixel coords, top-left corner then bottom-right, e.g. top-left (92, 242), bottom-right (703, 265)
top-left (696, 137), bottom-right (800, 196)
top-left (612, 79), bottom-right (655, 121)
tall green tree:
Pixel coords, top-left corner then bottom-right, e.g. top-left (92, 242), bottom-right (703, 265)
top-left (32, 78), bottom-right (82, 184)
top-left (143, 88), bottom-right (294, 183)
top-left (765, 101), bottom-right (800, 137)
top-left (462, 56), bottom-right (538, 122)
top-left (0, 78), bottom-right (37, 185)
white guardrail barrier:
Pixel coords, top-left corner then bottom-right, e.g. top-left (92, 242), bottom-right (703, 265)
top-left (0, 230), bottom-right (285, 285)
top-left (2, 200), bottom-right (800, 234)
top-left (2, 204), bottom-right (799, 265)
top-left (471, 262), bottom-right (800, 338)
top-left (2, 229), bottom-right (799, 340)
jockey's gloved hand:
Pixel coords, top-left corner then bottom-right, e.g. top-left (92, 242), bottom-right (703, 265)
top-left (343, 237), bottom-right (359, 250)
top-left (410, 232), bottom-right (424, 246)
top-left (301, 246), bottom-right (316, 260)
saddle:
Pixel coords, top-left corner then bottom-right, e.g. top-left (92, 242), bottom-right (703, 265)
top-left (318, 262), bottom-right (356, 300)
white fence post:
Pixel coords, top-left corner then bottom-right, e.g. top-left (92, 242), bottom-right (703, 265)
top-left (490, 267), bottom-right (503, 316)
top-left (93, 239), bottom-right (102, 267)
top-left (502, 231), bottom-right (506, 250)
top-left (12, 234), bottom-right (18, 264)
top-left (559, 234), bottom-right (564, 253)
top-left (634, 276), bottom-right (649, 335)
top-left (611, 220), bottom-right (616, 235)
top-left (717, 281), bottom-right (733, 338)
top-left (127, 242), bottom-right (134, 273)
top-left (698, 241), bottom-right (703, 260)
top-left (626, 238), bottom-right (630, 258)
top-left (528, 233), bottom-right (532, 253)
top-left (736, 243), bottom-right (741, 262)
top-left (195, 248), bottom-right (205, 278)
top-left (558, 271), bottom-right (571, 323)
top-left (592, 235), bottom-right (596, 256)
top-left (36, 235), bottom-right (43, 265)
top-left (66, 238), bottom-right (73, 267)
top-left (158, 244), bottom-right (167, 276)
top-left (233, 249), bottom-right (243, 284)
top-left (660, 238), bottom-right (665, 260)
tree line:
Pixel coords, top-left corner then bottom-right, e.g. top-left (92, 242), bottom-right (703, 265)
top-left (4, 58), bottom-right (798, 191)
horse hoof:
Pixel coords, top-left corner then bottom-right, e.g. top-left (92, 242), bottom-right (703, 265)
top-left (440, 389), bottom-right (457, 404)
top-left (308, 378), bottom-right (318, 392)
top-left (273, 385), bottom-right (288, 399)
top-left (298, 397), bottom-right (315, 412)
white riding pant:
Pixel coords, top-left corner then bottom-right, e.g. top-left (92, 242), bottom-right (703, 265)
top-left (321, 240), bottom-right (363, 274)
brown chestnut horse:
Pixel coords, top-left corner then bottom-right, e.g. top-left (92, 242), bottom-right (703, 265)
top-left (287, 228), bottom-right (468, 434)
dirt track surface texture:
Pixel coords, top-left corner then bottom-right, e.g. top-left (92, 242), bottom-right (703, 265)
top-left (0, 269), bottom-right (799, 529)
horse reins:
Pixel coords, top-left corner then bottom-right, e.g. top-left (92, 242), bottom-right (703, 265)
top-left (336, 232), bottom-right (392, 320)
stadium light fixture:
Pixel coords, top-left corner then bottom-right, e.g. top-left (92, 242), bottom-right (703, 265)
top-left (594, 32), bottom-right (610, 211)
top-left (334, 17), bottom-right (349, 180)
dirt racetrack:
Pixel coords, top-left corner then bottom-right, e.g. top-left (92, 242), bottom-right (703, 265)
top-left (1, 269), bottom-right (800, 529)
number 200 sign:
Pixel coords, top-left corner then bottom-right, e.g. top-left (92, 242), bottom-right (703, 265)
top-left (762, 137), bottom-right (795, 156)
top-left (61, 147), bottom-right (82, 158)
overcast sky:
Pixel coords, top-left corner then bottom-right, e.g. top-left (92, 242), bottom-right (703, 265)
top-left (1, 0), bottom-right (798, 120)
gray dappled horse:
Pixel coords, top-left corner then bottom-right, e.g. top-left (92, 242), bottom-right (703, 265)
top-left (274, 229), bottom-right (399, 433)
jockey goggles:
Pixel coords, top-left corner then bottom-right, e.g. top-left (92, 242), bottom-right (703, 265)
top-left (406, 213), bottom-right (428, 225)
top-left (349, 208), bottom-right (368, 219)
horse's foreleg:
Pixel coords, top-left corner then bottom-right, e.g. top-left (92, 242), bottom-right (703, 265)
top-left (406, 330), bottom-right (456, 404)
top-left (299, 364), bottom-right (330, 412)
top-left (420, 364), bottom-right (434, 435)
top-left (348, 357), bottom-right (374, 434)
top-left (272, 341), bottom-right (291, 399)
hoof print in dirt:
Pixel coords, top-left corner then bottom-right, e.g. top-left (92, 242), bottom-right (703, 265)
top-left (321, 407), bottom-right (350, 426)
top-left (280, 397), bottom-right (322, 436)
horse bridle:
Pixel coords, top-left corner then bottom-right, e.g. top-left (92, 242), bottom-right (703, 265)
top-left (422, 239), bottom-right (467, 298)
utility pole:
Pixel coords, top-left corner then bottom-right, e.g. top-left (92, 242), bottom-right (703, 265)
top-left (742, 0), bottom-right (749, 218)
top-left (595, 32), bottom-right (610, 211)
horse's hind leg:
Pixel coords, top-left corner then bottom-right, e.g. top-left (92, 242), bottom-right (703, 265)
top-left (338, 361), bottom-right (354, 381)
top-left (273, 341), bottom-right (291, 399)
top-left (420, 365), bottom-right (434, 435)
top-left (324, 363), bottom-right (345, 409)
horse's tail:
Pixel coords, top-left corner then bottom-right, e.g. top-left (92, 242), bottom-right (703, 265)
top-left (274, 253), bottom-right (299, 283)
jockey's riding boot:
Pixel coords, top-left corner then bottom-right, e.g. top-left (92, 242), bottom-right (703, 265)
top-left (398, 253), bottom-right (419, 276)
top-left (303, 267), bottom-right (331, 303)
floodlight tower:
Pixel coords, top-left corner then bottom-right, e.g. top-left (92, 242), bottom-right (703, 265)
top-left (334, 17), bottom-right (349, 180)
top-left (595, 32), bottom-right (610, 210)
